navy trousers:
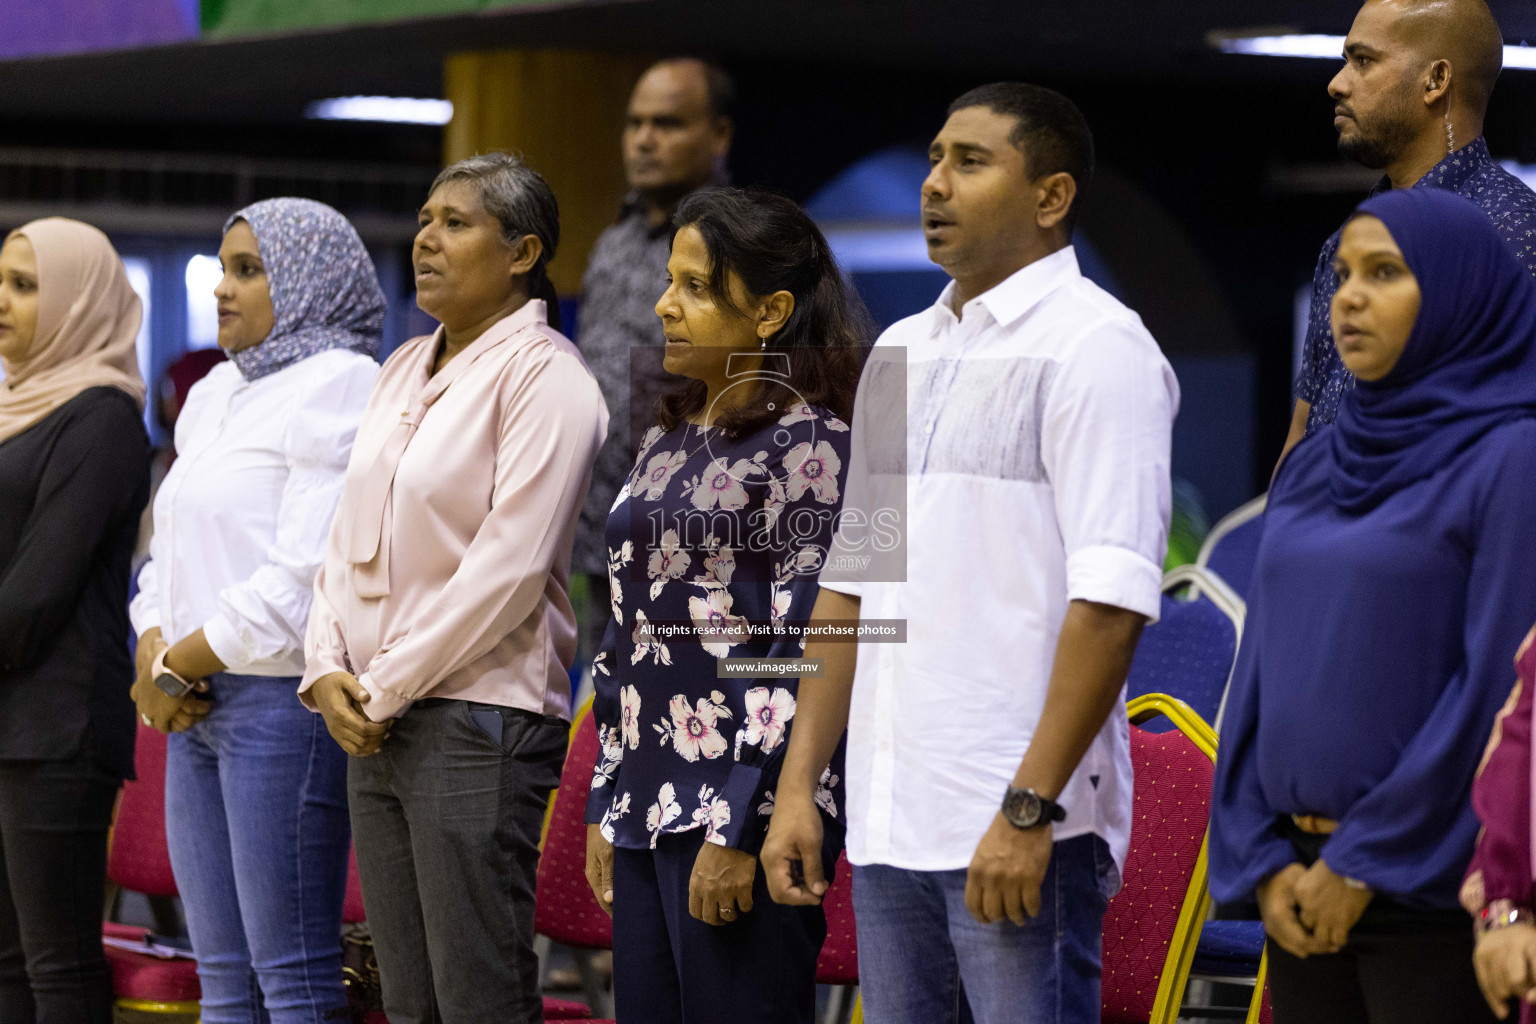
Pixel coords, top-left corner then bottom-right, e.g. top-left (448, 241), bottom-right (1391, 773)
top-left (611, 828), bottom-right (828, 1024)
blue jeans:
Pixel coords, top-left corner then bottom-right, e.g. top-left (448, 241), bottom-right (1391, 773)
top-left (851, 834), bottom-right (1118, 1024)
top-left (165, 673), bottom-right (350, 1024)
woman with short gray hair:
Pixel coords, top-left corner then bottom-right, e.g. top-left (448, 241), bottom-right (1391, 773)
top-left (303, 151), bottom-right (608, 1024)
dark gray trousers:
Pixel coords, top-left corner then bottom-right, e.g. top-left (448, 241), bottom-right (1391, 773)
top-left (347, 698), bottom-right (566, 1024)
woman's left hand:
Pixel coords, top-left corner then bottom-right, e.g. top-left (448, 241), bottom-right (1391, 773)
top-left (1293, 857), bottom-right (1373, 951)
top-left (689, 841), bottom-right (757, 926)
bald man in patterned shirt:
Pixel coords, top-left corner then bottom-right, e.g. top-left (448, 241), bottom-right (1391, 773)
top-left (1279, 0), bottom-right (1536, 468)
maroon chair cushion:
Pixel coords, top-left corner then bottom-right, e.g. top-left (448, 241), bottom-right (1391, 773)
top-left (108, 723), bottom-right (179, 897)
top-left (104, 943), bottom-right (200, 1002)
top-left (815, 850), bottom-right (858, 985)
top-left (344, 845), bottom-right (367, 924)
top-left (1101, 725), bottom-right (1213, 1024)
top-left (534, 711), bottom-right (613, 950)
top-left (542, 995), bottom-right (595, 1018)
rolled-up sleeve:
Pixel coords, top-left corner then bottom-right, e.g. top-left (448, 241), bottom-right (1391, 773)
top-left (204, 358), bottom-right (376, 671)
top-left (1041, 316), bottom-right (1178, 622)
top-left (358, 351), bottom-right (607, 720)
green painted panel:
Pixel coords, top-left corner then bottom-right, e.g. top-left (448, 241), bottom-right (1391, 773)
top-left (200, 0), bottom-right (575, 36)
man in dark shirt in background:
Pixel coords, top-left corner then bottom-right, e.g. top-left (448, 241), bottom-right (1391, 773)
top-left (1279, 0), bottom-right (1536, 466)
top-left (573, 58), bottom-right (734, 660)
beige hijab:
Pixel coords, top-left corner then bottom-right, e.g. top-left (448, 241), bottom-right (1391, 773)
top-left (0, 217), bottom-right (145, 444)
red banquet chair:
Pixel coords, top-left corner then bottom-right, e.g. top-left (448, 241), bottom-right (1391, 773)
top-left (1101, 693), bottom-right (1217, 1024)
top-left (816, 849), bottom-right (860, 1021)
top-left (1104, 693), bottom-right (1275, 1024)
top-left (535, 699), bottom-right (608, 1021)
top-left (103, 722), bottom-right (200, 1017)
top-left (344, 845), bottom-right (367, 925)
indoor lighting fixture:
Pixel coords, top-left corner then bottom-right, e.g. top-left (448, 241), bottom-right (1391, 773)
top-left (305, 96), bottom-right (454, 125)
top-left (1210, 30), bottom-right (1536, 69)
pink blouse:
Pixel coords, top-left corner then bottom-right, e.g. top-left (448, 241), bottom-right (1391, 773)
top-left (301, 300), bottom-right (607, 722)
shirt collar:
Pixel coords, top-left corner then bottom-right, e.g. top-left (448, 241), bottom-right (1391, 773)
top-left (414, 298), bottom-right (549, 396)
top-left (618, 170), bottom-right (734, 239)
top-left (929, 245), bottom-right (1081, 337)
top-left (1370, 136), bottom-right (1493, 197)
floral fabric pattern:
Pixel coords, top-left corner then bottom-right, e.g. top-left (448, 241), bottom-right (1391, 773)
top-left (585, 405), bottom-right (850, 851)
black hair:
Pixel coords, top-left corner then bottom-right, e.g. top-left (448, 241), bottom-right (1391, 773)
top-left (430, 151), bottom-right (563, 332)
top-left (947, 82), bottom-right (1095, 235)
top-left (655, 187), bottom-right (870, 437)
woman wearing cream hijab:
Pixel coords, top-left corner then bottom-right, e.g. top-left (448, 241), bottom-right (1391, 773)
top-left (0, 217), bottom-right (150, 1024)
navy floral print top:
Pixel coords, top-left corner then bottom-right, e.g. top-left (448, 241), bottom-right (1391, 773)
top-left (1295, 137), bottom-right (1536, 435)
top-left (584, 403), bottom-right (850, 853)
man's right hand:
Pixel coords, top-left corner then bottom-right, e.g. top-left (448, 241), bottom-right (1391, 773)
top-left (585, 824), bottom-right (615, 917)
top-left (310, 672), bottom-right (390, 756)
top-left (1257, 862), bottom-right (1333, 959)
top-left (761, 790), bottom-right (827, 906)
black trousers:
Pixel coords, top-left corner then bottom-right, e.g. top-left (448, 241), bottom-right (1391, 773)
top-left (0, 752), bottom-right (121, 1024)
top-left (611, 827), bottom-right (829, 1024)
top-left (1267, 817), bottom-right (1496, 1024)
top-left (1266, 924), bottom-right (1494, 1024)
top-left (347, 698), bottom-right (566, 1024)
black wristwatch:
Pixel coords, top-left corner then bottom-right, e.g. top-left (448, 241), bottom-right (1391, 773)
top-left (1001, 786), bottom-right (1066, 830)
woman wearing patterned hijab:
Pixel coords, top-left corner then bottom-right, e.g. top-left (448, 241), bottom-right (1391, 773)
top-left (129, 198), bottom-right (384, 1024)
top-left (0, 218), bottom-right (149, 1024)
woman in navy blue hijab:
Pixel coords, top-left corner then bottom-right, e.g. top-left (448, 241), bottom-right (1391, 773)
top-left (1209, 188), bottom-right (1536, 1024)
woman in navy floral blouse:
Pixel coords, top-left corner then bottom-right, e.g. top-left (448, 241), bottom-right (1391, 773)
top-left (584, 188), bottom-right (868, 1024)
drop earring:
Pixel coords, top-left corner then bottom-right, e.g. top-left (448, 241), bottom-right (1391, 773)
top-left (1445, 113), bottom-right (1456, 154)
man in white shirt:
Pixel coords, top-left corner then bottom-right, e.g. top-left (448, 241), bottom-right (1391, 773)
top-left (762, 83), bottom-right (1178, 1023)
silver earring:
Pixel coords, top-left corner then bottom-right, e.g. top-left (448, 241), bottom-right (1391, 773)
top-left (760, 335), bottom-right (768, 351)
top-left (1446, 114), bottom-right (1456, 154)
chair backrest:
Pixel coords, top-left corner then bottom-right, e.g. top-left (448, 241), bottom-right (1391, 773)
top-left (534, 701), bottom-right (614, 950)
top-left (1126, 569), bottom-right (1242, 731)
top-left (1197, 494), bottom-right (1267, 602)
top-left (108, 722), bottom-right (179, 898)
top-left (343, 845), bottom-right (367, 924)
top-left (815, 850), bottom-right (858, 985)
top-left (1102, 695), bottom-right (1216, 1024)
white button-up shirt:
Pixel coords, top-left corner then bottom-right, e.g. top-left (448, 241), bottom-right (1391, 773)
top-left (821, 247), bottom-right (1178, 872)
top-left (130, 350), bottom-right (378, 676)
